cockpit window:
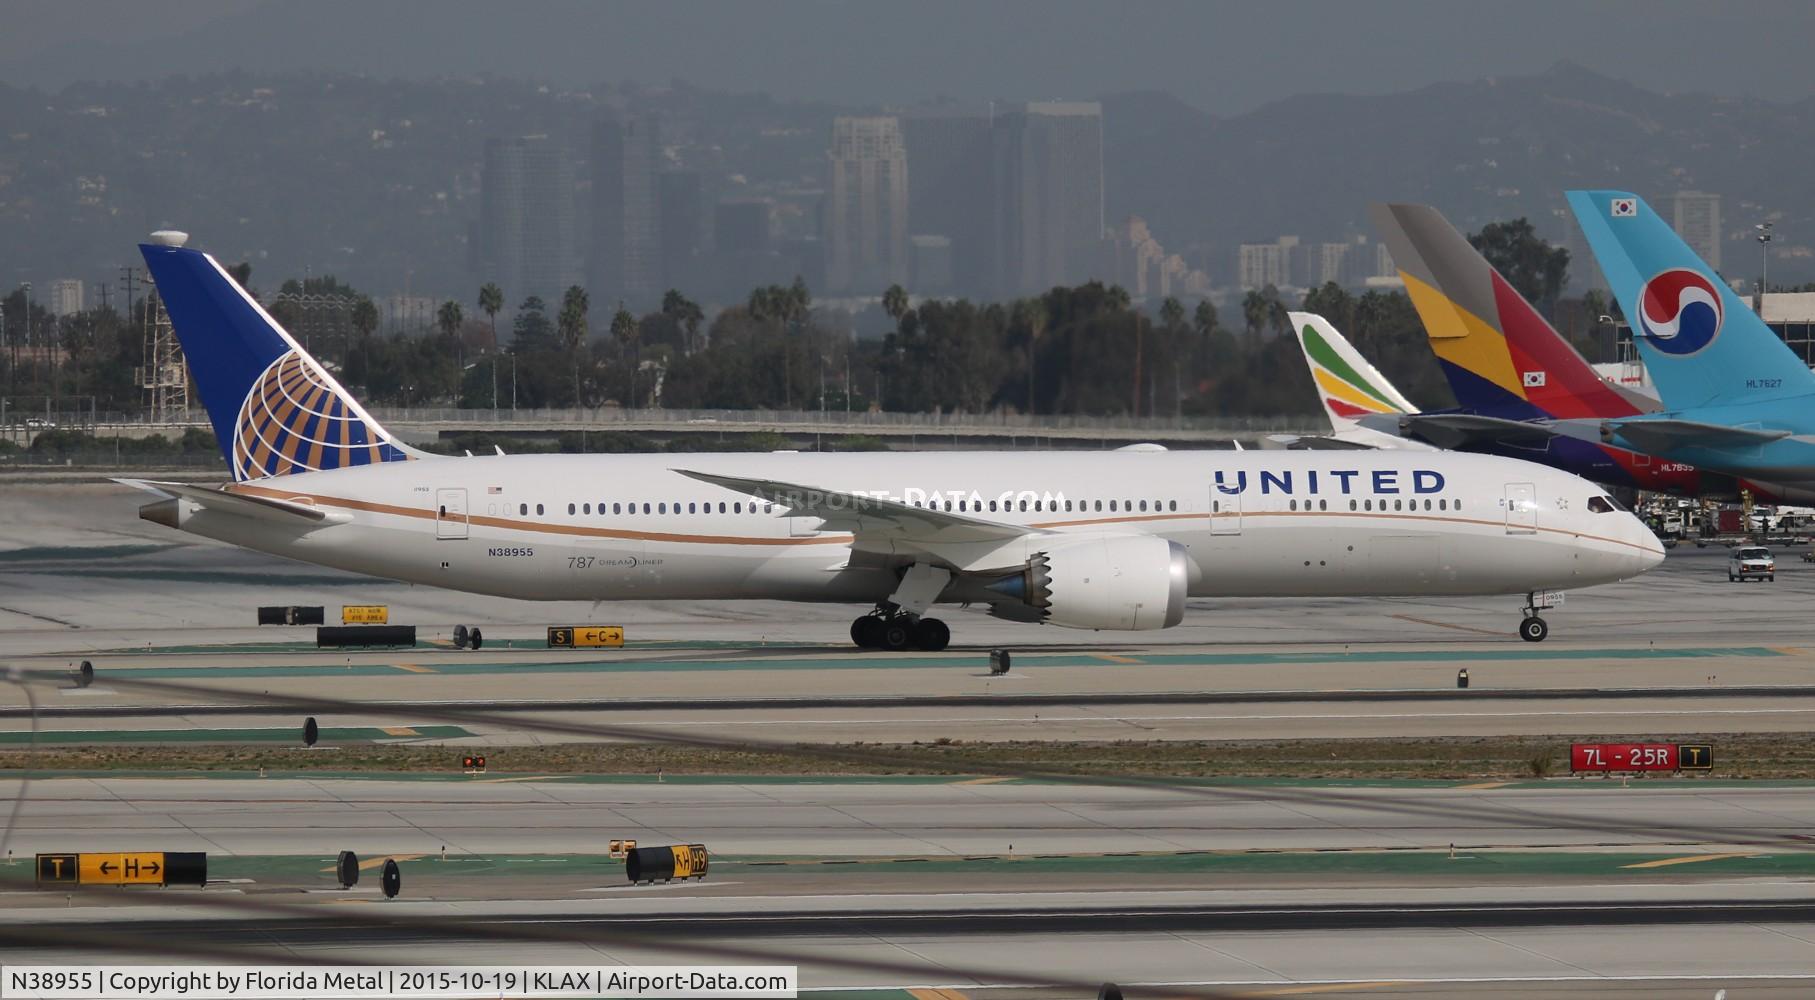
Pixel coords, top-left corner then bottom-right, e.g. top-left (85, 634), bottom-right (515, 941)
top-left (1587, 496), bottom-right (1615, 513)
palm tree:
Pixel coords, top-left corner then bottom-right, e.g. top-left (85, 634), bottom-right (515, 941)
top-left (610, 305), bottom-right (639, 406)
top-left (882, 284), bottom-right (908, 327)
top-left (1011, 297), bottom-right (1048, 416)
top-left (558, 286), bottom-right (590, 406)
top-left (557, 286), bottom-right (590, 356)
top-left (662, 289), bottom-right (705, 354)
top-left (1160, 297), bottom-right (1185, 418)
top-left (477, 282), bottom-right (503, 351)
top-left (436, 300), bottom-right (463, 341)
top-left (1241, 289), bottom-right (1267, 337)
top-left (1193, 299), bottom-right (1218, 338)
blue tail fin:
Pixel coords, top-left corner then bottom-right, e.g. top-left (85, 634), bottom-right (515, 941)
top-left (139, 237), bottom-right (421, 482)
top-left (1566, 190), bottom-right (1815, 410)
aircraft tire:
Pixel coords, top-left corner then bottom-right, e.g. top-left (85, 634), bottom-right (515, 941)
top-left (913, 617), bottom-right (950, 652)
top-left (1519, 616), bottom-right (1548, 643)
top-left (880, 617), bottom-right (914, 651)
top-left (851, 616), bottom-right (884, 648)
top-left (468, 627), bottom-right (483, 650)
top-left (453, 624), bottom-right (469, 649)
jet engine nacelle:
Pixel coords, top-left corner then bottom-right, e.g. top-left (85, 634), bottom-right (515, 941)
top-left (997, 535), bottom-right (1190, 630)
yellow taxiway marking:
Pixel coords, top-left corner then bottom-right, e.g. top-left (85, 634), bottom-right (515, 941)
top-left (1240, 984), bottom-right (1410, 997)
top-left (1455, 781), bottom-right (1514, 790)
top-left (390, 662), bottom-right (435, 674)
top-left (909, 990), bottom-right (971, 1000)
top-left (477, 775), bottom-right (577, 784)
top-left (1770, 646), bottom-right (1804, 656)
top-left (318, 853), bottom-right (426, 874)
top-left (1389, 613), bottom-right (1509, 637)
top-left (379, 726), bottom-right (420, 737)
top-left (953, 776), bottom-right (1013, 786)
top-left (1621, 853), bottom-right (1759, 870)
top-left (1094, 653), bottom-right (1143, 664)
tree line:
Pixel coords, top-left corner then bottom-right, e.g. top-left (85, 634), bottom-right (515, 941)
top-left (1, 220), bottom-right (1581, 421)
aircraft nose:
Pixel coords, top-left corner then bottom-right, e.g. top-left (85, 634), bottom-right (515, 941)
top-left (1632, 517), bottom-right (1666, 573)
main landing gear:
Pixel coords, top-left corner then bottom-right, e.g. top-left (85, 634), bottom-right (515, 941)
top-left (851, 562), bottom-right (954, 651)
top-left (850, 611), bottom-right (950, 651)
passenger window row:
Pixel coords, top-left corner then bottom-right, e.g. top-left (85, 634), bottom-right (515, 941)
top-left (908, 498), bottom-right (1181, 514)
top-left (511, 498), bottom-right (1186, 517)
top-left (519, 501), bottom-right (778, 517)
top-left (1210, 498), bottom-right (1462, 513)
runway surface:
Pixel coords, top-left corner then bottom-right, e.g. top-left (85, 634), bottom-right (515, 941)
top-left (8, 775), bottom-right (1815, 857)
top-left (7, 481), bottom-right (1815, 994)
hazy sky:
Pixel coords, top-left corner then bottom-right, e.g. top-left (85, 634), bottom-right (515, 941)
top-left (5, 0), bottom-right (1815, 114)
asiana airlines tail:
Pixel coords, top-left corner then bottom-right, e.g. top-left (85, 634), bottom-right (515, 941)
top-left (124, 231), bottom-right (1664, 648)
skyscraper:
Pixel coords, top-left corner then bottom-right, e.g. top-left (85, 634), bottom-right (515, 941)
top-left (48, 279), bottom-right (84, 317)
top-left (990, 102), bottom-right (1104, 297)
top-left (592, 112), bottom-right (663, 306)
top-left (1238, 244), bottom-right (1283, 290)
top-left (1672, 191), bottom-right (1722, 271)
top-left (901, 111), bottom-right (991, 297)
top-left (479, 135), bottom-right (579, 311)
top-left (824, 116), bottom-right (909, 294)
top-left (658, 170), bottom-right (705, 293)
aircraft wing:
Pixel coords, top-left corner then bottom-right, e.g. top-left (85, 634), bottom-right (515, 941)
top-left (1357, 412), bottom-right (1557, 450)
top-left (674, 469), bottom-right (1044, 546)
top-left (115, 479), bottom-right (350, 525)
top-left (1595, 418), bottom-right (1792, 453)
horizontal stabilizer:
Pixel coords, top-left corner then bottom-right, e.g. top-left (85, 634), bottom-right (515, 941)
top-left (1598, 418), bottom-right (1792, 453)
top-left (117, 479), bottom-right (349, 525)
top-left (1358, 412), bottom-right (1557, 450)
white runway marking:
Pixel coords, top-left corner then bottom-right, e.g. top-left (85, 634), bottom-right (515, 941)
top-left (601, 707), bottom-right (1815, 727)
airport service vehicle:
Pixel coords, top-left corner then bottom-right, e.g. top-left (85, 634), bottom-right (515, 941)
top-left (1729, 547), bottom-right (1775, 582)
top-left (1363, 201), bottom-right (1769, 501)
top-left (1562, 191), bottom-right (1815, 495)
top-left (123, 232), bottom-right (1664, 647)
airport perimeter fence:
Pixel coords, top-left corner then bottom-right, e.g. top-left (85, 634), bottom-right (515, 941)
top-left (6, 406), bottom-right (1323, 439)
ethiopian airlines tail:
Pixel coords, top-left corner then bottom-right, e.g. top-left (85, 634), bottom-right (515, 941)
top-left (1291, 312), bottom-right (1418, 422)
top-left (1284, 312), bottom-right (1431, 449)
top-left (138, 233), bottom-right (429, 482)
top-left (1369, 202), bottom-right (1655, 421)
top-left (1566, 190), bottom-right (1815, 411)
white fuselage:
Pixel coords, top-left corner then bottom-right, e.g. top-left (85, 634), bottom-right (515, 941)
top-left (150, 449), bottom-right (1663, 617)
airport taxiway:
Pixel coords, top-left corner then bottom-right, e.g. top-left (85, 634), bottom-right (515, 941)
top-left (8, 482), bottom-right (1815, 995)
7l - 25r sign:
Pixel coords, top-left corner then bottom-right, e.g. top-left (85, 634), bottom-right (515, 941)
top-left (1570, 743), bottom-right (1713, 773)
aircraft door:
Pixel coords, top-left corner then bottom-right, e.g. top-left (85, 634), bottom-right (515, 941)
top-left (435, 488), bottom-right (469, 540)
top-left (1504, 482), bottom-right (1537, 535)
top-left (1210, 485), bottom-right (1241, 535)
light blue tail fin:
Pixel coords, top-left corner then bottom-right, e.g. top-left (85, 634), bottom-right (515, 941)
top-left (1566, 190), bottom-right (1815, 410)
top-left (139, 235), bottom-right (426, 482)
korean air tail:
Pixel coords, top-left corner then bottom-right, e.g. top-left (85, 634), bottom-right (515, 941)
top-left (1369, 202), bottom-right (1654, 421)
top-left (139, 232), bottom-right (427, 482)
top-left (1566, 190), bottom-right (1815, 410)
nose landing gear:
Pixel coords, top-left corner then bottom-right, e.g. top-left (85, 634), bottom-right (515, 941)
top-left (1518, 616), bottom-right (1549, 643)
top-left (1518, 590), bottom-right (1561, 643)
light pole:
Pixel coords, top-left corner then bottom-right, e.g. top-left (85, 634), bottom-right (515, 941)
top-left (20, 282), bottom-right (31, 385)
top-left (1756, 222), bottom-right (1774, 315)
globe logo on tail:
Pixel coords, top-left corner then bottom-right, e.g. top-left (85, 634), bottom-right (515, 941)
top-left (231, 350), bottom-right (409, 481)
top-left (1637, 268), bottom-right (1723, 356)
